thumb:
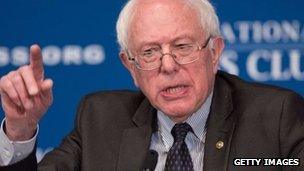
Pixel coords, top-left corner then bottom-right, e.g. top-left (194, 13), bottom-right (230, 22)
top-left (40, 79), bottom-right (53, 92)
top-left (40, 79), bottom-right (53, 104)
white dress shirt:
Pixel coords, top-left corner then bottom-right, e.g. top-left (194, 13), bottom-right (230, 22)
top-left (150, 92), bottom-right (213, 171)
top-left (0, 119), bottom-right (38, 166)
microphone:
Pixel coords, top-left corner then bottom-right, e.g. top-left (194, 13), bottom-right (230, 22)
top-left (143, 150), bottom-right (158, 171)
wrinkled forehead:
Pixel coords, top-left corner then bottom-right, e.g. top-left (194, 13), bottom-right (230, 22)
top-left (128, 0), bottom-right (204, 47)
top-left (131, 0), bottom-right (201, 26)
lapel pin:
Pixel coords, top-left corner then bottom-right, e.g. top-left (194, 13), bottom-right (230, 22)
top-left (216, 141), bottom-right (224, 149)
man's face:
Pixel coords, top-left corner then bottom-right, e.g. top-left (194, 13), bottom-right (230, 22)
top-left (121, 0), bottom-right (224, 122)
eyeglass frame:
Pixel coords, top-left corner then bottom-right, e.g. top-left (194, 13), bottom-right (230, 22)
top-left (126, 36), bottom-right (213, 71)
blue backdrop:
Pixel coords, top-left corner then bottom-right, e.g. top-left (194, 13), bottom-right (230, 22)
top-left (0, 0), bottom-right (303, 160)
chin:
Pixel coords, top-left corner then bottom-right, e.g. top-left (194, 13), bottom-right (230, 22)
top-left (159, 102), bottom-right (195, 119)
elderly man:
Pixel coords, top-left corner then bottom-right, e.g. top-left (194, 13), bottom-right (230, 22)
top-left (0, 0), bottom-right (304, 170)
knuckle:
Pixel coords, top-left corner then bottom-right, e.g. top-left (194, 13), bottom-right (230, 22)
top-left (3, 80), bottom-right (12, 90)
top-left (11, 73), bottom-right (22, 83)
top-left (19, 65), bottom-right (30, 73)
top-left (10, 93), bottom-right (19, 101)
top-left (7, 71), bottom-right (16, 78)
top-left (0, 77), bottom-right (12, 90)
top-left (0, 75), bottom-right (7, 86)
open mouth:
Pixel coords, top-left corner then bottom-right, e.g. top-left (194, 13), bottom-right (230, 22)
top-left (160, 84), bottom-right (190, 99)
top-left (163, 85), bottom-right (188, 94)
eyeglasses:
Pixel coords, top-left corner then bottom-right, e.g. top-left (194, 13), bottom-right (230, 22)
top-left (126, 36), bottom-right (212, 71)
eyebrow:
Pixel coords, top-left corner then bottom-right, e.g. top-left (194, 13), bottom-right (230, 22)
top-left (137, 35), bottom-right (197, 49)
top-left (171, 35), bottom-right (196, 42)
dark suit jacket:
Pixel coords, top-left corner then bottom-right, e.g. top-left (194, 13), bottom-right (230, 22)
top-left (2, 71), bottom-right (304, 171)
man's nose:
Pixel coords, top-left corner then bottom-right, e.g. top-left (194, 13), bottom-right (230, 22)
top-left (159, 52), bottom-right (180, 74)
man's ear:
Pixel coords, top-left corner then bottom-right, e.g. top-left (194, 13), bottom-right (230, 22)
top-left (210, 37), bottom-right (225, 74)
top-left (119, 51), bottom-right (139, 87)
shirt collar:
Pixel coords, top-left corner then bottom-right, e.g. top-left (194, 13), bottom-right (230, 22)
top-left (157, 91), bottom-right (213, 149)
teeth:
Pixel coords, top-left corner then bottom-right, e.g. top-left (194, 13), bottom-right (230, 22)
top-left (165, 86), bottom-right (185, 94)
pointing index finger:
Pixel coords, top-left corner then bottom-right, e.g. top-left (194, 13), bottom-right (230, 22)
top-left (30, 44), bottom-right (44, 82)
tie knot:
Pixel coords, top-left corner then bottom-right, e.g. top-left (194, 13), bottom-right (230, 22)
top-left (171, 123), bottom-right (193, 142)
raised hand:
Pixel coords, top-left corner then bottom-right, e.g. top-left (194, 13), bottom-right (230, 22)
top-left (0, 45), bottom-right (53, 141)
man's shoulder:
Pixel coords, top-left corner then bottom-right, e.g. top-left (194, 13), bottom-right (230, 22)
top-left (216, 71), bottom-right (304, 124)
top-left (217, 70), bottom-right (302, 99)
top-left (70, 90), bottom-right (149, 131)
top-left (84, 90), bottom-right (145, 103)
top-left (76, 90), bottom-right (147, 122)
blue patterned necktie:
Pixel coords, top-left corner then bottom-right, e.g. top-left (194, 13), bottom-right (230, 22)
top-left (164, 123), bottom-right (194, 171)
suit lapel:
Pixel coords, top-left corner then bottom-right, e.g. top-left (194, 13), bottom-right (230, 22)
top-left (117, 72), bottom-right (238, 170)
top-left (204, 73), bottom-right (237, 171)
top-left (116, 98), bottom-right (156, 171)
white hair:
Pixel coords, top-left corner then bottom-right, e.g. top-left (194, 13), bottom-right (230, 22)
top-left (116, 0), bottom-right (221, 50)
